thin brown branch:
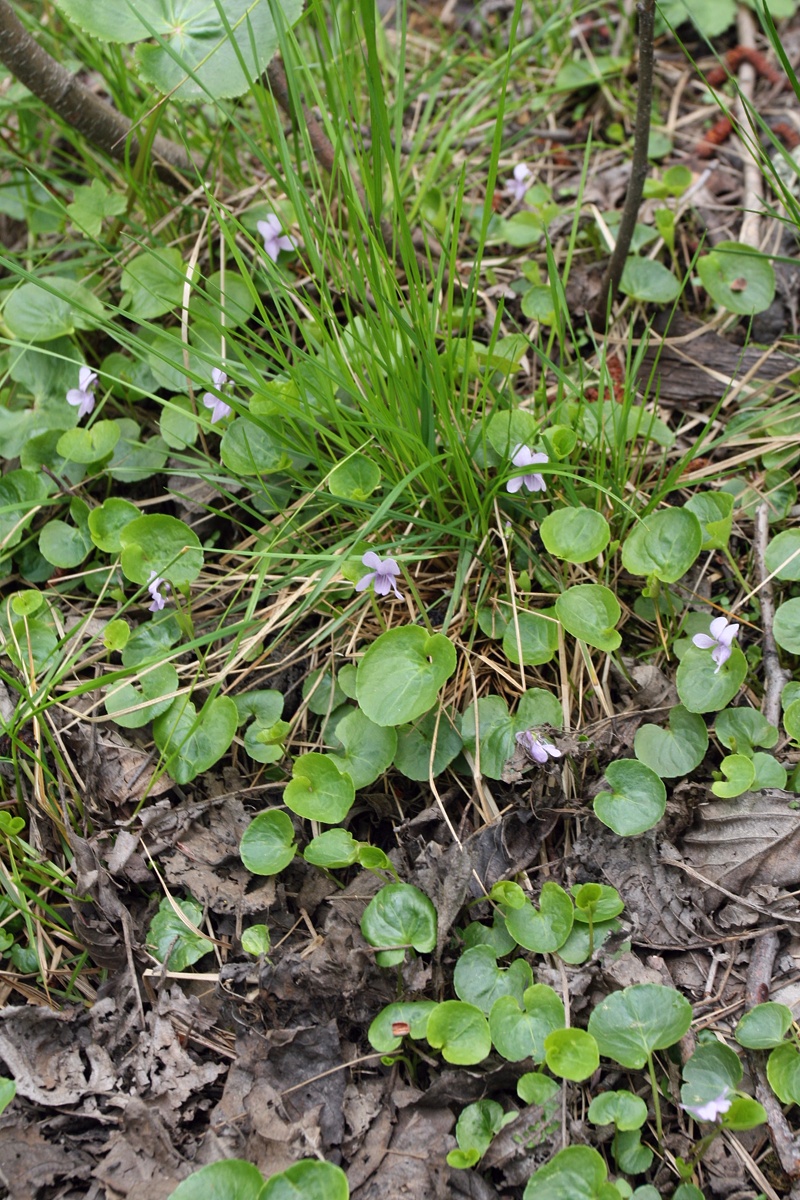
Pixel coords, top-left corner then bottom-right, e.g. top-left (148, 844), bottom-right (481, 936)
top-left (744, 930), bottom-right (800, 1186)
top-left (0, 0), bottom-right (195, 186)
top-left (591, 0), bottom-right (656, 326)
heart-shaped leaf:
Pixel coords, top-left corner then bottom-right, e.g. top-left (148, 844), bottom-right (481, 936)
top-left (367, 1000), bottom-right (438, 1053)
top-left (685, 491), bottom-right (734, 551)
top-left (544, 1028), bottom-right (599, 1082)
top-left (329, 707), bottom-right (397, 788)
top-left (153, 695), bottom-right (238, 785)
top-left (283, 753), bottom-right (355, 823)
top-left (588, 984), bottom-right (693, 1068)
top-left (454, 945), bottom-right (533, 1014)
top-left (676, 645), bottom-right (748, 713)
top-left (540, 508), bottom-right (610, 564)
top-left (622, 508), bottom-right (702, 583)
top-left (735, 1002), bottom-right (793, 1049)
top-left (711, 753), bottom-right (755, 798)
top-left (634, 704), bottom-right (708, 778)
top-left (593, 759), bottom-right (666, 835)
top-left (523, 1145), bottom-right (612, 1200)
top-left (489, 984), bottom-right (565, 1063)
top-left (240, 810), bottom-right (297, 876)
top-left (555, 584), bottom-right (621, 652)
top-left (503, 882), bottom-right (574, 953)
top-left (426, 1001), bottom-right (492, 1065)
top-left (119, 514), bottom-right (204, 588)
top-left (361, 883), bottom-right (437, 965)
top-left (356, 625), bottom-right (456, 726)
top-left (697, 241), bottom-right (775, 315)
top-left (261, 1159), bottom-right (349, 1200)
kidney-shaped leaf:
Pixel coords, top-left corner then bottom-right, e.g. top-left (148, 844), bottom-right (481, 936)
top-left (676, 645), bottom-right (747, 713)
top-left (540, 508), bottom-right (610, 564)
top-left (588, 984), bottom-right (693, 1068)
top-left (697, 241), bottom-right (775, 315)
top-left (427, 1000), bottom-right (492, 1065)
top-left (735, 1002), bottom-right (794, 1050)
top-left (489, 983), bottom-right (565, 1063)
top-left (523, 1145), bottom-right (612, 1200)
top-left (283, 753), bottom-right (355, 824)
top-left (454, 944), bottom-right (533, 1015)
top-left (166, 1159), bottom-right (265, 1200)
top-left (356, 625), bottom-right (456, 726)
top-left (634, 705), bottom-right (708, 778)
top-left (261, 1159), bottom-right (349, 1200)
top-left (119, 514), bottom-right (203, 588)
top-left (153, 696), bottom-right (237, 785)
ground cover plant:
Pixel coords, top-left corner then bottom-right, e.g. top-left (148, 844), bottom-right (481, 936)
top-left (0, 0), bottom-right (799, 1196)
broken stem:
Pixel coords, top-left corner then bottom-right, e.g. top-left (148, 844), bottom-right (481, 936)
top-left (591, 0), bottom-right (656, 327)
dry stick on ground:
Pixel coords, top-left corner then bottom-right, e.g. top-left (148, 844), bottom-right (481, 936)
top-left (744, 930), bottom-right (800, 1190)
top-left (0, 0), bottom-right (195, 186)
top-left (754, 501), bottom-right (790, 726)
top-left (590, 0), bottom-right (656, 327)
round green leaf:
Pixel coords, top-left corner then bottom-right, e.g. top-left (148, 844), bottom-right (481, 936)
top-left (676, 645), bottom-right (747, 713)
top-left (681, 1039), bottom-right (741, 1112)
top-left (367, 1000), bottom-right (438, 1053)
top-left (57, 420), bottom-right (121, 464)
top-left (685, 491), bottom-right (734, 551)
top-left (485, 409), bottom-right (540, 457)
top-left (503, 882), bottom-right (574, 953)
top-left (302, 828), bottom-right (359, 869)
top-left (774, 598), bottom-right (800, 653)
top-left (722, 1097), bottom-right (767, 1131)
top-left (454, 945), bottom-right (533, 1014)
top-left (153, 695), bottom-right (238, 785)
top-left (634, 704), bottom-right (708, 778)
top-left (283, 753), bottom-right (355, 823)
top-left (716, 706), bottom-right (778, 753)
top-left (588, 984), bottom-right (693, 1068)
top-left (622, 508), bottom-right (702, 583)
top-left (502, 608), bottom-right (559, 666)
top-left (9, 589), bottom-right (43, 617)
top-left (328, 455), bottom-right (381, 501)
top-left (38, 519), bottom-right (90, 569)
top-left (453, 1098), bottom-right (515, 1160)
top-left (147, 895), bottom-right (212, 971)
top-left (517, 1072), bottom-right (561, 1105)
top-left (119, 514), bottom-right (204, 587)
top-left (330, 708), bottom-right (397, 788)
top-left (261, 1160), bottom-right (348, 1200)
top-left (240, 810), bottom-right (297, 875)
top-left (784, 699), bottom-right (800, 741)
top-left (523, 1145), bottom-right (610, 1200)
top-left (166, 1160), bottom-right (266, 1200)
top-left (697, 241), bottom-right (775, 315)
top-left (540, 508), bottom-right (610, 564)
top-left (555, 584), bottom-right (621, 652)
top-left (518, 687), bottom-right (564, 728)
top-left (3, 276), bottom-right (104, 341)
top-left (572, 883), bottom-right (624, 923)
top-left (593, 759), bottom-right (666, 835)
top-left (711, 753), bottom-right (755, 798)
top-left (356, 625), bottom-right (456, 727)
top-left (104, 662), bottom-right (178, 729)
top-left (426, 1000), bottom-right (492, 1065)
top-left (361, 882), bottom-right (437, 964)
top-left (220, 417), bottom-right (291, 475)
top-left (619, 257), bottom-right (680, 303)
top-left (241, 925), bottom-right (271, 956)
top-left (764, 528), bottom-right (800, 581)
top-left (544, 1028), bottom-right (599, 1081)
top-left (767, 1042), bottom-right (800, 1104)
top-left (588, 1090), bottom-right (648, 1131)
top-left (88, 497), bottom-right (140, 553)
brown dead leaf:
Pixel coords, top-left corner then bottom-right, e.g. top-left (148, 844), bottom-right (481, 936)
top-left (0, 1114), bottom-right (93, 1199)
top-left (681, 791), bottom-right (800, 905)
top-left (0, 1001), bottom-right (117, 1107)
top-left (349, 1104), bottom-right (455, 1200)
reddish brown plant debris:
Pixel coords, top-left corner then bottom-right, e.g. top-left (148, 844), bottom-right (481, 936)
top-left (696, 116), bottom-right (734, 158)
top-left (705, 46), bottom-right (785, 88)
top-left (771, 120), bottom-right (800, 149)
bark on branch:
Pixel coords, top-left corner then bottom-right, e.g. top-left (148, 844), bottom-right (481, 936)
top-left (0, 0), bottom-right (195, 186)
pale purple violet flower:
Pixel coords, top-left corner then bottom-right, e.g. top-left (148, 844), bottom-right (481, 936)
top-left (257, 214), bottom-right (295, 262)
top-left (507, 444), bottom-right (549, 494)
top-left (202, 367), bottom-right (232, 423)
top-left (506, 163), bottom-right (533, 203)
top-left (147, 570), bottom-right (171, 613)
top-left (66, 366), bottom-right (98, 421)
top-left (681, 1092), bottom-right (733, 1123)
top-left (516, 730), bottom-right (562, 764)
top-left (355, 551), bottom-right (403, 600)
top-left (692, 616), bottom-right (740, 674)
